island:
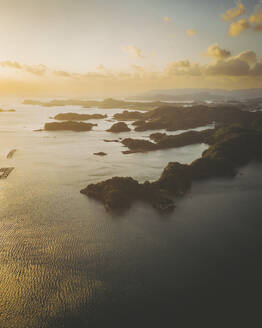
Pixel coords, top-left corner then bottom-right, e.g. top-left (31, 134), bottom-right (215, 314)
top-left (53, 113), bottom-right (107, 120)
top-left (7, 149), bottom-right (17, 159)
top-left (113, 110), bottom-right (144, 121)
top-left (106, 122), bottom-right (131, 133)
top-left (0, 167), bottom-right (14, 179)
top-left (44, 121), bottom-right (97, 132)
top-left (131, 105), bottom-right (258, 132)
top-left (23, 98), bottom-right (165, 111)
top-left (121, 129), bottom-right (215, 154)
top-left (81, 122), bottom-right (262, 213)
top-left (81, 177), bottom-right (175, 213)
top-left (94, 152), bottom-right (107, 156)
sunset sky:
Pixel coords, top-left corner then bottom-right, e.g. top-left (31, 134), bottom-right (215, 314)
top-left (1, 0), bottom-right (262, 97)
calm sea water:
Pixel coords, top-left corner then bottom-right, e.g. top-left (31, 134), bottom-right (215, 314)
top-left (0, 101), bottom-right (261, 327)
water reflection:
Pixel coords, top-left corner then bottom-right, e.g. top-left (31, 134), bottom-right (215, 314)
top-left (0, 102), bottom-right (260, 327)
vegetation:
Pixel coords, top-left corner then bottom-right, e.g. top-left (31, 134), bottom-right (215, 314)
top-left (131, 105), bottom-right (260, 132)
top-left (44, 121), bottom-right (96, 132)
top-left (54, 113), bottom-right (107, 120)
top-left (107, 122), bottom-right (131, 133)
top-left (81, 122), bottom-right (262, 213)
top-left (121, 129), bottom-right (215, 154)
top-left (23, 98), bottom-right (165, 111)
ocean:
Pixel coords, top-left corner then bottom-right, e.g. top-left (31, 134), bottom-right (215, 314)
top-left (0, 101), bottom-right (261, 327)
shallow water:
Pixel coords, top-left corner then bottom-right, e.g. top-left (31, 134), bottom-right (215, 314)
top-left (0, 101), bottom-right (261, 327)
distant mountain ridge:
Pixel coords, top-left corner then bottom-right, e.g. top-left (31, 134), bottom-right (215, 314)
top-left (128, 88), bottom-right (262, 101)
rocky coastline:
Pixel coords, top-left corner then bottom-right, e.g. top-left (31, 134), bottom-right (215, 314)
top-left (81, 122), bottom-right (262, 213)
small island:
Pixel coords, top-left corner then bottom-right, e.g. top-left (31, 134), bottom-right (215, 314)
top-left (7, 149), bottom-right (17, 159)
top-left (107, 122), bottom-right (131, 133)
top-left (94, 152), bottom-right (107, 156)
top-left (44, 121), bottom-right (97, 132)
top-left (113, 110), bottom-right (144, 121)
top-left (53, 113), bottom-right (107, 121)
top-left (81, 121), bottom-right (262, 213)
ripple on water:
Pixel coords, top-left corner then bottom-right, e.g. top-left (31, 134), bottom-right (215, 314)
top-left (0, 102), bottom-right (238, 328)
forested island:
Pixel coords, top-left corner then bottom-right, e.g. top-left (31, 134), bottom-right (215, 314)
top-left (113, 105), bottom-right (255, 131)
top-left (44, 121), bottom-right (97, 131)
top-left (81, 105), bottom-right (262, 213)
top-left (53, 113), bottom-right (107, 120)
top-left (23, 98), bottom-right (164, 111)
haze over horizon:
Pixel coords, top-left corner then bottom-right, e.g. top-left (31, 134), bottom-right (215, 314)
top-left (2, 2), bottom-right (262, 327)
top-left (1, 0), bottom-right (262, 97)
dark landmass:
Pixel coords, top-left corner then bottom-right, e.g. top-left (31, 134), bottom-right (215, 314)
top-left (23, 98), bottom-right (165, 111)
top-left (81, 177), bottom-right (175, 213)
top-left (243, 97), bottom-right (262, 112)
top-left (0, 167), bottom-right (14, 179)
top-left (81, 122), bottom-right (262, 213)
top-left (149, 132), bottom-right (167, 142)
top-left (121, 129), bottom-right (215, 154)
top-left (113, 110), bottom-right (144, 121)
top-left (94, 152), bottom-right (107, 156)
top-left (132, 120), bottom-right (147, 127)
top-left (44, 121), bottom-right (97, 132)
top-left (104, 139), bottom-right (120, 143)
top-left (107, 122), bottom-right (131, 133)
top-left (7, 149), bottom-right (17, 159)
top-left (128, 105), bottom-right (261, 132)
top-left (121, 138), bottom-right (156, 153)
top-left (128, 88), bottom-right (262, 101)
top-left (129, 92), bottom-right (227, 102)
top-left (53, 113), bottom-right (107, 121)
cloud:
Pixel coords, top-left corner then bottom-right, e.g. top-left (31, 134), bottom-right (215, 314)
top-left (249, 11), bottom-right (262, 23)
top-left (1, 61), bottom-right (22, 69)
top-left (163, 16), bottom-right (172, 22)
top-left (0, 61), bottom-right (47, 76)
top-left (234, 50), bottom-right (257, 65)
top-left (205, 43), bottom-right (231, 61)
top-left (227, 4), bottom-right (262, 36)
top-left (206, 58), bottom-right (250, 76)
top-left (166, 60), bottom-right (202, 76)
top-left (24, 64), bottom-right (47, 76)
top-left (0, 60), bottom-right (111, 80)
top-left (123, 45), bottom-right (145, 59)
top-left (249, 1), bottom-right (262, 23)
top-left (166, 46), bottom-right (261, 78)
top-left (249, 7), bottom-right (262, 30)
top-left (228, 17), bottom-right (262, 36)
top-left (206, 50), bottom-right (259, 77)
top-left (221, 2), bottom-right (245, 22)
top-left (228, 18), bottom-right (251, 36)
top-left (53, 70), bottom-right (74, 78)
top-left (186, 29), bottom-right (196, 37)
top-left (1, 46), bottom-right (262, 97)
top-left (250, 61), bottom-right (262, 75)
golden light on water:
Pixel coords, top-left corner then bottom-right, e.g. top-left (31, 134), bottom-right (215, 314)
top-left (0, 1), bottom-right (262, 327)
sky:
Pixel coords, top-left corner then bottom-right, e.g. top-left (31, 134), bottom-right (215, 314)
top-left (0, 0), bottom-right (262, 97)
